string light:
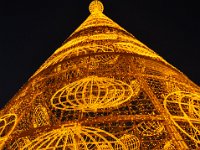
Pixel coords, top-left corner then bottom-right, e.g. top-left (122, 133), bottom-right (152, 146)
top-left (0, 0), bottom-right (200, 149)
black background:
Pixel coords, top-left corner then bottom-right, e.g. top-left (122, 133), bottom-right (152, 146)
top-left (0, 0), bottom-right (199, 108)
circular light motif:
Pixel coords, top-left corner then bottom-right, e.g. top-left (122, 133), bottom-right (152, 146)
top-left (22, 123), bottom-right (126, 150)
top-left (164, 91), bottom-right (200, 144)
top-left (51, 76), bottom-right (138, 112)
top-left (32, 105), bottom-right (50, 128)
top-left (117, 134), bottom-right (140, 150)
top-left (89, 0), bottom-right (104, 13)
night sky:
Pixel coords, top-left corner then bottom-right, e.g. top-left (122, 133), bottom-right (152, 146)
top-left (0, 0), bottom-right (199, 109)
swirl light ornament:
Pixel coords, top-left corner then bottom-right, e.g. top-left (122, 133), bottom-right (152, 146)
top-left (88, 55), bottom-right (119, 70)
top-left (0, 114), bottom-right (17, 147)
top-left (51, 76), bottom-right (139, 112)
top-left (117, 134), bottom-right (140, 150)
top-left (164, 91), bottom-right (200, 144)
top-left (32, 105), bottom-right (50, 128)
top-left (22, 123), bottom-right (126, 150)
top-left (137, 121), bottom-right (164, 136)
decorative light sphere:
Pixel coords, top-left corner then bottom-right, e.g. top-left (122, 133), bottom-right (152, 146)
top-left (89, 0), bottom-right (104, 13)
top-left (164, 91), bottom-right (200, 143)
top-left (51, 76), bottom-right (138, 112)
top-left (22, 124), bottom-right (126, 149)
top-left (118, 134), bottom-right (140, 150)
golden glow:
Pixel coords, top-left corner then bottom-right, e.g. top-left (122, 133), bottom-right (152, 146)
top-left (89, 0), bottom-right (104, 13)
top-left (118, 134), bottom-right (140, 150)
top-left (9, 137), bottom-right (30, 150)
top-left (51, 76), bottom-right (138, 112)
top-left (22, 123), bottom-right (126, 150)
top-left (164, 91), bottom-right (200, 144)
top-left (32, 105), bottom-right (50, 128)
top-left (1, 0), bottom-right (200, 149)
top-left (137, 121), bottom-right (164, 136)
top-left (30, 0), bottom-right (167, 78)
top-left (0, 114), bottom-right (17, 148)
top-left (164, 140), bottom-right (176, 150)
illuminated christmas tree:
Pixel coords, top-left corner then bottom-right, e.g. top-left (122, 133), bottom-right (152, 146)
top-left (1, 0), bottom-right (200, 149)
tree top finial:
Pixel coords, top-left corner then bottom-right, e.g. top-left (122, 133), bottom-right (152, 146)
top-left (89, 0), bottom-right (104, 14)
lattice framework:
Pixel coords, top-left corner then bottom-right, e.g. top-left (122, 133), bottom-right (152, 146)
top-left (0, 0), bottom-right (200, 149)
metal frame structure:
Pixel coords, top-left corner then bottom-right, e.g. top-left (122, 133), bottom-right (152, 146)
top-left (1, 0), bottom-right (200, 149)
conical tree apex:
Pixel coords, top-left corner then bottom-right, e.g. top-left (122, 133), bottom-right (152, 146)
top-left (0, 1), bottom-right (200, 150)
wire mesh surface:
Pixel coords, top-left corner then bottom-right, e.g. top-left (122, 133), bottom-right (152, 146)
top-left (50, 76), bottom-right (138, 112)
top-left (22, 124), bottom-right (126, 150)
top-left (0, 0), bottom-right (200, 149)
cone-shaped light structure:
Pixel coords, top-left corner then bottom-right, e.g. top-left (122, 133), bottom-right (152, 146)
top-left (1, 0), bottom-right (200, 149)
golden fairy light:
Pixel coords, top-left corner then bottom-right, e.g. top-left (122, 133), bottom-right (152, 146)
top-left (0, 114), bottom-right (17, 148)
top-left (164, 91), bottom-right (200, 144)
top-left (51, 76), bottom-right (138, 112)
top-left (0, 0), bottom-right (200, 149)
top-left (22, 123), bottom-right (126, 150)
top-left (118, 134), bottom-right (140, 150)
